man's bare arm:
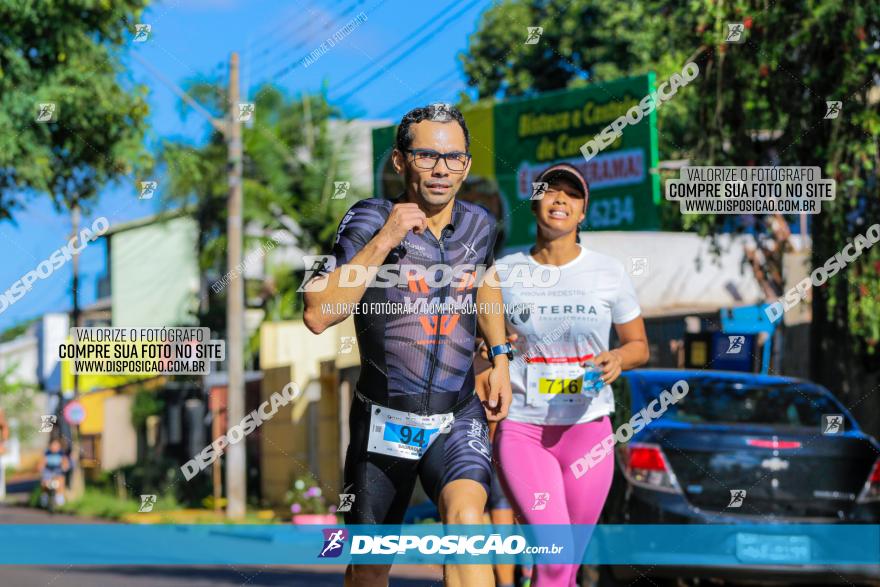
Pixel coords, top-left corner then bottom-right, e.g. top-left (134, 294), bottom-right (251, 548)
top-left (476, 268), bottom-right (512, 420)
top-left (475, 268), bottom-right (507, 350)
top-left (303, 236), bottom-right (395, 334)
top-left (303, 203), bottom-right (426, 334)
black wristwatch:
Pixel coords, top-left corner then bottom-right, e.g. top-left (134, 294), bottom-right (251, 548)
top-left (486, 342), bottom-right (515, 361)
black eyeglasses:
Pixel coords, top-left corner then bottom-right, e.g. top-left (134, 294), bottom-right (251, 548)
top-left (405, 149), bottom-right (471, 172)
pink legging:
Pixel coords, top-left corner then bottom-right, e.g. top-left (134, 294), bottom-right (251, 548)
top-left (494, 417), bottom-right (614, 587)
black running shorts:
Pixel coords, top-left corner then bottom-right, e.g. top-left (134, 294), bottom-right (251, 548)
top-left (342, 392), bottom-right (493, 525)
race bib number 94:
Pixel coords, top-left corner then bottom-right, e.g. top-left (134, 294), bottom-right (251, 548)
top-left (368, 405), bottom-right (453, 460)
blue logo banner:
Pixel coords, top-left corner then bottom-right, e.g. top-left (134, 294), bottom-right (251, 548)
top-left (0, 524), bottom-right (878, 566)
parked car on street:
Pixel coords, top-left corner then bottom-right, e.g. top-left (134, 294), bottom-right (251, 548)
top-left (599, 369), bottom-right (880, 586)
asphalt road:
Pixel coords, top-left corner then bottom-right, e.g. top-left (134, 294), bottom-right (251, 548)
top-left (0, 503), bottom-right (442, 587)
top-left (0, 565), bottom-right (440, 587)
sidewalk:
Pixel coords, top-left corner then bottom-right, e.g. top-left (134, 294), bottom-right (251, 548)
top-left (0, 502), bottom-right (108, 524)
top-left (0, 503), bottom-right (443, 581)
top-left (119, 508), bottom-right (276, 524)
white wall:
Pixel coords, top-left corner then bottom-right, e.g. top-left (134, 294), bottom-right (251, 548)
top-left (505, 231), bottom-right (767, 317)
top-left (111, 216), bottom-right (200, 328)
top-left (0, 334), bottom-right (38, 386)
top-left (0, 392), bottom-right (48, 469)
top-left (329, 119), bottom-right (391, 193)
top-left (101, 394), bottom-right (137, 470)
top-left (37, 312), bottom-right (69, 393)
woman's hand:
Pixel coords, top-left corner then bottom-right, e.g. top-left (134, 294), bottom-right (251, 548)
top-left (586, 350), bottom-right (624, 386)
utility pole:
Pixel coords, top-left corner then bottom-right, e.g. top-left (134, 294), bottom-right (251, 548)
top-left (68, 200), bottom-right (85, 499)
top-left (133, 50), bottom-right (249, 519)
top-left (225, 52), bottom-right (246, 520)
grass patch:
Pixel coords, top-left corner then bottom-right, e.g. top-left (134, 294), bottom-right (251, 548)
top-left (59, 488), bottom-right (178, 520)
top-left (60, 489), bottom-right (141, 519)
top-left (54, 488), bottom-right (279, 524)
top-left (125, 509), bottom-right (279, 524)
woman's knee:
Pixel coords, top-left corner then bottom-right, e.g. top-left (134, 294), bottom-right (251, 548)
top-left (535, 563), bottom-right (577, 586)
top-left (349, 563), bottom-right (391, 583)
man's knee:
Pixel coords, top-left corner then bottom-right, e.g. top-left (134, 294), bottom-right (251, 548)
top-left (439, 479), bottom-right (488, 524)
top-left (442, 499), bottom-right (485, 524)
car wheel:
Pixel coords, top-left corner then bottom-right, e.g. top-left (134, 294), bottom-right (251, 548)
top-left (594, 566), bottom-right (623, 587)
top-left (592, 566), bottom-right (682, 587)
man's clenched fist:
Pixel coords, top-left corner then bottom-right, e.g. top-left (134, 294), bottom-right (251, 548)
top-left (378, 203), bottom-right (428, 247)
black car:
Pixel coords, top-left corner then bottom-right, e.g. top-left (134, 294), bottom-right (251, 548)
top-left (597, 369), bottom-right (880, 586)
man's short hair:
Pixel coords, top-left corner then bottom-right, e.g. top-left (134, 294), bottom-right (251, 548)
top-left (396, 103), bottom-right (470, 153)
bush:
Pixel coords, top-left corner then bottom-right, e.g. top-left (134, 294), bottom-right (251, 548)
top-left (114, 457), bottom-right (179, 497)
top-left (130, 389), bottom-right (164, 429)
top-left (201, 495), bottom-right (227, 510)
top-left (59, 488), bottom-right (182, 520)
top-left (59, 488), bottom-right (141, 520)
top-left (26, 484), bottom-right (42, 508)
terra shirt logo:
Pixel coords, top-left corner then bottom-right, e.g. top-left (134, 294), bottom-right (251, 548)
top-left (319, 528), bottom-right (348, 558)
top-left (507, 305), bottom-right (531, 325)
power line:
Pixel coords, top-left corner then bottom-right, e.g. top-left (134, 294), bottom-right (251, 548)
top-left (254, 0), bottom-right (391, 87)
top-left (380, 72), bottom-right (461, 117)
top-left (377, 67), bottom-right (461, 117)
top-left (248, 8), bottom-right (337, 79)
top-left (250, 0), bottom-right (368, 82)
top-left (259, 0), bottom-right (371, 83)
top-left (332, 0), bottom-right (482, 104)
top-left (329, 1), bottom-right (457, 96)
top-left (131, 52), bottom-right (226, 134)
top-left (247, 0), bottom-right (317, 55)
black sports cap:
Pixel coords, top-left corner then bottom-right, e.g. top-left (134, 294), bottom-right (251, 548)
top-left (536, 163), bottom-right (589, 200)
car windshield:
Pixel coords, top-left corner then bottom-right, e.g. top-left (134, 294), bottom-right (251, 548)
top-left (635, 379), bottom-right (847, 428)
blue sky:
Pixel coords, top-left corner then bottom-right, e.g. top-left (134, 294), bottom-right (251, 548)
top-left (0, 0), bottom-right (493, 331)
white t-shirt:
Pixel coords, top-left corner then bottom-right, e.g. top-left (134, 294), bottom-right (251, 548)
top-left (495, 245), bottom-right (641, 425)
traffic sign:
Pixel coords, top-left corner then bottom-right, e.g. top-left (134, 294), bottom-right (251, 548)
top-left (63, 400), bottom-right (87, 425)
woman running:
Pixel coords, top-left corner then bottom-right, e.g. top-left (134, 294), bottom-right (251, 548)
top-left (482, 163), bottom-right (649, 586)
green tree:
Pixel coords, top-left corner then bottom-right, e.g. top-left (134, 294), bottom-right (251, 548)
top-left (653, 2), bottom-right (880, 411)
top-left (630, 1), bottom-right (880, 405)
top-left (0, 0), bottom-right (153, 498)
top-left (460, 0), bottom-right (645, 100)
top-left (0, 0), bottom-right (152, 220)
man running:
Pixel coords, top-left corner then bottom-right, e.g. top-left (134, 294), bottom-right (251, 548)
top-left (303, 103), bottom-right (513, 587)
